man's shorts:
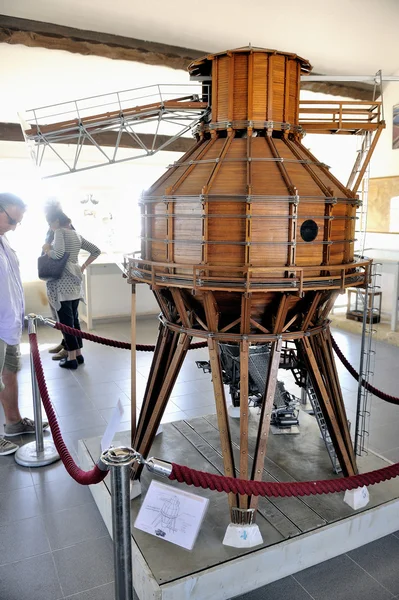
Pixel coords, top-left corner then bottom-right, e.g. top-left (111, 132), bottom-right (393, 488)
top-left (0, 339), bottom-right (21, 392)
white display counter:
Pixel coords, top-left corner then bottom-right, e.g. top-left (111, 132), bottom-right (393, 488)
top-left (79, 254), bottom-right (159, 330)
top-left (364, 248), bottom-right (399, 331)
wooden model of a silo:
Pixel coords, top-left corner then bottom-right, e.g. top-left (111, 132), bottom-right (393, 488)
top-left (127, 47), bottom-right (371, 542)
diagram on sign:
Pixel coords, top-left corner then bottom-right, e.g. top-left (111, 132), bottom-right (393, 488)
top-left (134, 480), bottom-right (209, 550)
top-left (152, 495), bottom-right (181, 534)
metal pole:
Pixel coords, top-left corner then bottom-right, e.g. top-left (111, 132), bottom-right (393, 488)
top-left (15, 314), bottom-right (60, 468)
top-left (29, 315), bottom-right (44, 453)
top-left (101, 447), bottom-right (138, 600)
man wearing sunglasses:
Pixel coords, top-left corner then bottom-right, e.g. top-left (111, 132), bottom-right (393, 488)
top-left (0, 193), bottom-right (48, 455)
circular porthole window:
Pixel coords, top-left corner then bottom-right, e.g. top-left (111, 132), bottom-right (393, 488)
top-left (300, 219), bottom-right (318, 242)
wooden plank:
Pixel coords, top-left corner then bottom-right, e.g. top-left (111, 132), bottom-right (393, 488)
top-left (302, 292), bottom-right (322, 330)
top-left (320, 328), bottom-right (357, 471)
top-left (133, 325), bottom-right (177, 450)
top-left (135, 332), bottom-right (190, 460)
top-left (208, 339), bottom-right (237, 510)
top-left (352, 124), bottom-right (384, 194)
top-left (174, 419), bottom-right (301, 538)
top-left (170, 288), bottom-right (191, 328)
top-left (250, 339), bottom-right (282, 513)
top-left (204, 412), bottom-right (355, 523)
top-left (203, 291), bottom-right (220, 332)
top-left (273, 295), bottom-right (289, 334)
top-left (222, 418), bottom-right (327, 532)
top-left (239, 340), bottom-right (250, 510)
top-left (301, 336), bottom-right (356, 476)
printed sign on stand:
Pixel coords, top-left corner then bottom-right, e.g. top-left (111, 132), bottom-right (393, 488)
top-left (134, 480), bottom-right (209, 550)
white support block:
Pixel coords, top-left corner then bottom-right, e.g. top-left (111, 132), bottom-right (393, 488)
top-left (228, 405), bottom-right (241, 419)
top-left (222, 524), bottom-right (263, 548)
top-left (344, 486), bottom-right (370, 510)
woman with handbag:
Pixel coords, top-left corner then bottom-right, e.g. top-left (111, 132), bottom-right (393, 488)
top-left (42, 208), bottom-right (101, 369)
top-left (43, 200), bottom-right (74, 361)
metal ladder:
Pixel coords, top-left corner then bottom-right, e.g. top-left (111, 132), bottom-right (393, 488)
top-left (305, 376), bottom-right (342, 474)
top-left (354, 262), bottom-right (380, 455)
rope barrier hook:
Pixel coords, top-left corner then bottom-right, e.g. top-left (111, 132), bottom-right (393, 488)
top-left (145, 457), bottom-right (173, 477)
top-left (100, 445), bottom-right (143, 468)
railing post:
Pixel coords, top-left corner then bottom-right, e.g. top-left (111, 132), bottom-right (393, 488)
top-left (101, 447), bottom-right (138, 600)
top-left (15, 314), bottom-right (60, 468)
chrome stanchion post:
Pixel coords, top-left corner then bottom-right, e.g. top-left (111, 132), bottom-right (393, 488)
top-left (29, 316), bottom-right (44, 454)
top-left (15, 314), bottom-right (60, 468)
top-left (101, 447), bottom-right (139, 600)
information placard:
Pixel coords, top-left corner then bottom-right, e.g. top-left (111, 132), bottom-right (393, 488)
top-left (134, 480), bottom-right (209, 550)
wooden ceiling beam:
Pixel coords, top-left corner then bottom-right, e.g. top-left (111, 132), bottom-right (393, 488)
top-left (0, 122), bottom-right (194, 152)
top-left (0, 14), bottom-right (204, 70)
top-left (0, 14), bottom-right (376, 100)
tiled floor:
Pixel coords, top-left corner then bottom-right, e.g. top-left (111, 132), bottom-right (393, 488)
top-left (0, 316), bottom-right (399, 599)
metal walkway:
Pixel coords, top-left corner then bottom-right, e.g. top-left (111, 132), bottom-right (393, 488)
top-left (20, 84), bottom-right (211, 177)
top-left (20, 82), bottom-right (384, 180)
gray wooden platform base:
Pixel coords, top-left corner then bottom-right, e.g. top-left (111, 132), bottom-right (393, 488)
top-left (78, 410), bottom-right (399, 600)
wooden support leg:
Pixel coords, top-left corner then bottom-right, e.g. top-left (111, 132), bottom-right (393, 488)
top-left (133, 322), bottom-right (178, 451)
top-left (300, 335), bottom-right (357, 476)
top-left (137, 332), bottom-right (192, 457)
top-left (208, 338), bottom-right (238, 512)
top-left (250, 338), bottom-right (282, 511)
top-left (135, 331), bottom-right (191, 456)
top-left (318, 327), bottom-right (358, 472)
top-left (239, 340), bottom-right (249, 510)
top-left (131, 326), bottom-right (191, 480)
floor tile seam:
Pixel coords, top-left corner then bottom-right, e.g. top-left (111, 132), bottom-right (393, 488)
top-left (0, 511), bottom-right (48, 528)
top-left (0, 544), bottom-right (55, 568)
top-left (0, 476), bottom-right (35, 491)
top-left (40, 500), bottom-right (99, 520)
top-left (49, 545), bottom-right (68, 599)
top-left (57, 410), bottom-right (108, 422)
top-left (290, 574), bottom-right (318, 599)
top-left (63, 581), bottom-right (115, 599)
top-left (51, 534), bottom-right (112, 556)
top-left (345, 553), bottom-right (397, 597)
top-left (55, 416), bottom-right (108, 433)
top-left (35, 496), bottom-right (96, 515)
top-left (48, 531), bottom-right (112, 553)
top-left (69, 370), bottom-right (94, 391)
top-left (0, 548), bottom-right (55, 569)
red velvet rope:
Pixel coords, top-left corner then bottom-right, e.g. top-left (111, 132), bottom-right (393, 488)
top-left (53, 322), bottom-right (207, 351)
top-left (169, 461), bottom-right (399, 497)
top-left (331, 336), bottom-right (399, 405)
top-left (29, 333), bottom-right (108, 485)
top-left (31, 327), bottom-right (399, 496)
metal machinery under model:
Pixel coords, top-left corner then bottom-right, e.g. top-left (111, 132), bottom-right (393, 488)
top-left (124, 47), bottom-right (384, 527)
top-left (195, 343), bottom-right (300, 430)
